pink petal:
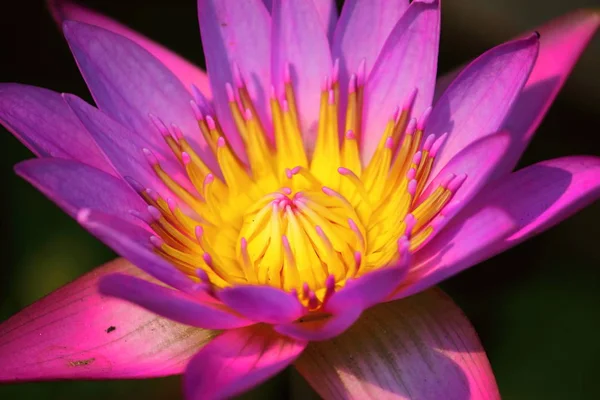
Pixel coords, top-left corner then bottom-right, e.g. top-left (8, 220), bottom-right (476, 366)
top-left (0, 83), bottom-right (113, 175)
top-left (434, 11), bottom-right (600, 179)
top-left (428, 34), bottom-right (539, 181)
top-left (78, 209), bottom-right (197, 294)
top-left (99, 273), bottom-right (251, 330)
top-left (362, 0), bottom-right (440, 161)
top-left (15, 158), bottom-right (145, 224)
top-left (48, 0), bottom-right (212, 97)
top-left (62, 21), bottom-right (217, 170)
top-left (311, 0), bottom-right (338, 42)
top-left (395, 156), bottom-right (600, 299)
top-left (495, 10), bottom-right (600, 179)
top-left (218, 285), bottom-right (305, 324)
top-left (64, 94), bottom-right (193, 198)
top-left (333, 0), bottom-right (409, 93)
top-left (0, 259), bottom-right (216, 382)
top-left (295, 289), bottom-right (499, 399)
top-left (197, 0), bottom-right (271, 153)
top-left (184, 325), bottom-right (306, 399)
top-left (418, 132), bottom-right (512, 220)
top-left (271, 0), bottom-right (332, 152)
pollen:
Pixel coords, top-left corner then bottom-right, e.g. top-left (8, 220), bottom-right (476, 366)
top-left (132, 60), bottom-right (464, 308)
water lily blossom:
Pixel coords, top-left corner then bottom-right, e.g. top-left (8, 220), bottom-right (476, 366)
top-left (1, 0), bottom-right (599, 399)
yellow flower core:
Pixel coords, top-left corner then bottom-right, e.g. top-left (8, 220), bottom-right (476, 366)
top-left (138, 63), bottom-right (463, 308)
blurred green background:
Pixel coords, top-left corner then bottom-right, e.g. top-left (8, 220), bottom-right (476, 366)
top-left (1, 0), bottom-right (599, 398)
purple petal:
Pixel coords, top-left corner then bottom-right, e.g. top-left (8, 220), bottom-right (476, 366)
top-left (275, 265), bottom-right (408, 342)
top-left (62, 21), bottom-right (217, 170)
top-left (275, 307), bottom-right (362, 342)
top-left (218, 285), bottom-right (305, 324)
top-left (296, 289), bottom-right (500, 399)
top-left (184, 325), bottom-right (306, 399)
top-left (428, 34), bottom-right (539, 180)
top-left (99, 273), bottom-right (251, 330)
top-left (0, 259), bottom-right (216, 382)
top-left (495, 10), bottom-right (600, 179)
top-left (418, 132), bottom-right (512, 221)
top-left (0, 83), bottom-right (112, 174)
top-left (79, 208), bottom-right (196, 293)
top-left (362, 0), bottom-right (440, 161)
top-left (394, 156), bottom-right (600, 299)
top-left (15, 158), bottom-right (145, 224)
top-left (64, 94), bottom-right (192, 198)
top-left (49, 0), bottom-right (212, 98)
top-left (261, 0), bottom-right (336, 40)
top-left (271, 0), bottom-right (332, 152)
top-left (312, 0), bottom-right (337, 42)
top-left (326, 265), bottom-right (409, 313)
top-left (197, 0), bottom-right (271, 152)
top-left (333, 0), bottom-right (409, 93)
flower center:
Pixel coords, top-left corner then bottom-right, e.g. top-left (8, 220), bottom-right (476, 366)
top-left (132, 61), bottom-right (463, 308)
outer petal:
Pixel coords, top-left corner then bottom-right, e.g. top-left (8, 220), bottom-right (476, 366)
top-left (184, 325), bottom-right (307, 400)
top-left (99, 273), bottom-right (252, 330)
top-left (218, 286), bottom-right (305, 324)
top-left (428, 34), bottom-right (539, 180)
top-left (62, 21), bottom-right (216, 170)
top-left (271, 0), bottom-right (332, 151)
top-left (495, 10), bottom-right (600, 179)
top-left (333, 0), bottom-right (409, 83)
top-left (0, 83), bottom-right (113, 174)
top-left (362, 0), bottom-right (440, 161)
top-left (15, 158), bottom-right (145, 224)
top-left (295, 289), bottom-right (500, 400)
top-left (64, 94), bottom-right (192, 197)
top-left (0, 258), bottom-right (216, 382)
top-left (48, 0), bottom-right (212, 97)
top-left (197, 0), bottom-right (271, 152)
top-left (395, 156), bottom-right (600, 299)
top-left (434, 11), bottom-right (600, 177)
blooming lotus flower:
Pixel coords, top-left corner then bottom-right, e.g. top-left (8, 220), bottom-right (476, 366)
top-left (1, 0), bottom-right (599, 398)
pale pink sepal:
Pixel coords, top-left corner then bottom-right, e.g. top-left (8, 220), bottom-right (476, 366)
top-left (395, 156), bottom-right (600, 300)
top-left (0, 259), bottom-right (217, 382)
top-left (362, 0), bottom-right (440, 162)
top-left (184, 325), bottom-right (307, 400)
top-left (295, 289), bottom-right (500, 400)
top-left (428, 34), bottom-right (539, 181)
top-left (48, 0), bottom-right (212, 97)
top-left (218, 285), bottom-right (305, 324)
top-left (271, 0), bottom-right (332, 153)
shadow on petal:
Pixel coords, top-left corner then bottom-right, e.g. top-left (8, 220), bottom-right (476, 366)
top-left (295, 288), bottom-right (499, 400)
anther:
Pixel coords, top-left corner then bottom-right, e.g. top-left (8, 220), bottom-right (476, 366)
top-left (142, 148), bottom-right (159, 166)
top-left (417, 107), bottom-right (432, 131)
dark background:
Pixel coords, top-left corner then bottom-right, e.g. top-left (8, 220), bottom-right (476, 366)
top-left (1, 0), bottom-right (599, 398)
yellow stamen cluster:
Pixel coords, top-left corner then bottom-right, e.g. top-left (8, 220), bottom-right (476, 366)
top-left (135, 63), bottom-right (462, 308)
